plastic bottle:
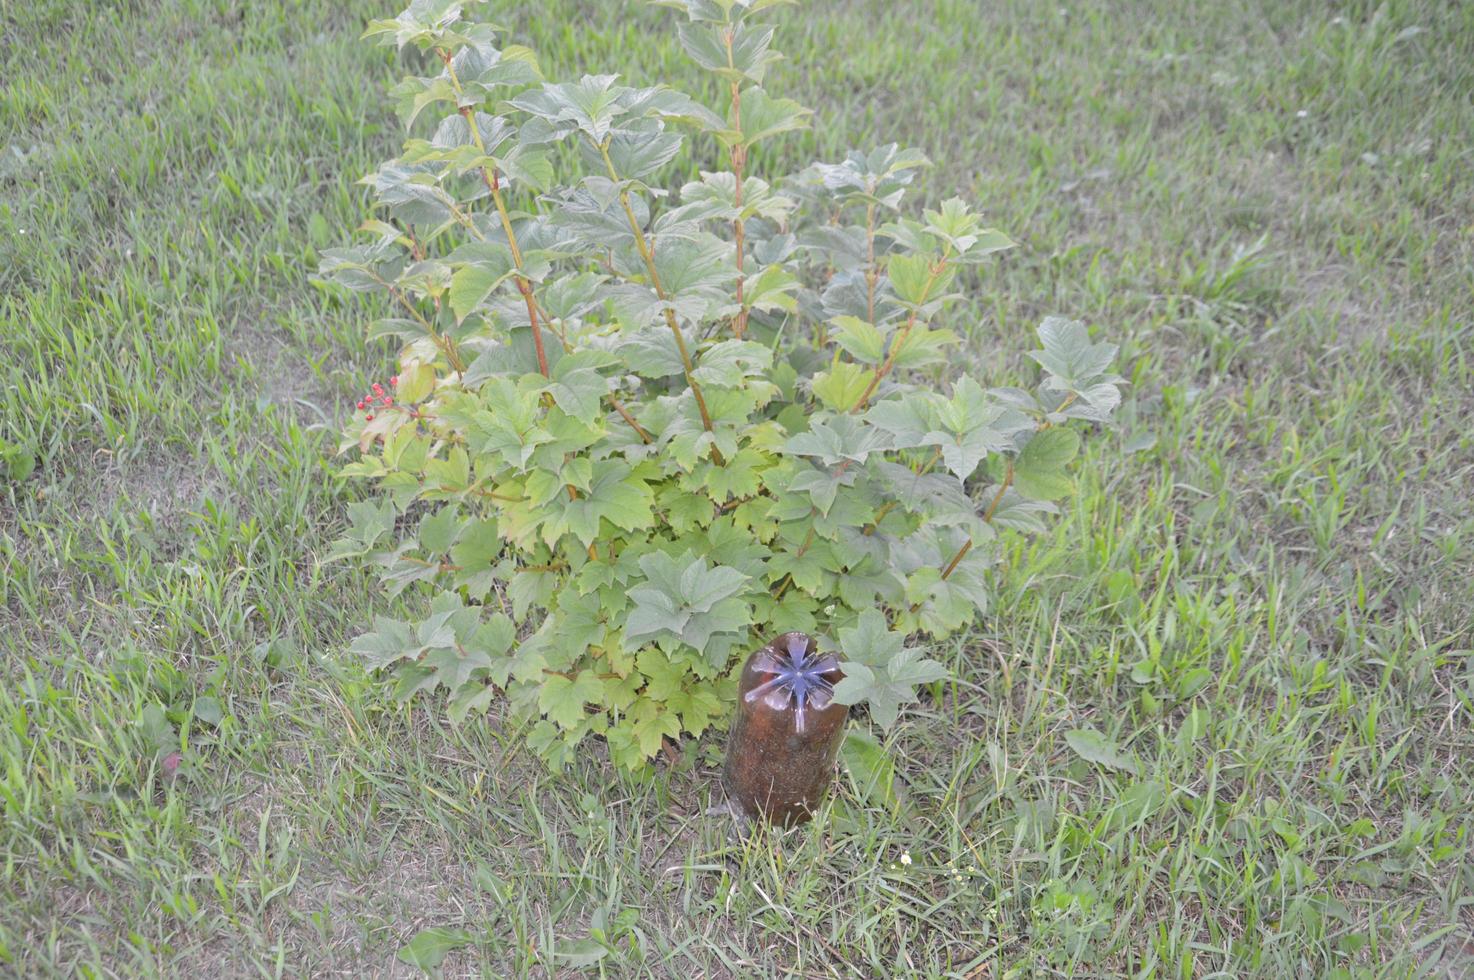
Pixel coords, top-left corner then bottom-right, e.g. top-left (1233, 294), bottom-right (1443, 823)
top-left (723, 631), bottom-right (847, 826)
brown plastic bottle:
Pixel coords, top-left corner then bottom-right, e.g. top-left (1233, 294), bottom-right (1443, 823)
top-left (723, 632), bottom-right (847, 826)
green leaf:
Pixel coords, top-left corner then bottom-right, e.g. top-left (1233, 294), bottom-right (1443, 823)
top-left (624, 552), bottom-right (750, 653)
top-left (811, 361), bottom-right (872, 413)
top-left (766, 541), bottom-right (832, 592)
top-left (662, 486), bottom-right (715, 531)
top-left (888, 646), bottom-right (949, 687)
top-left (679, 557), bottom-right (747, 613)
top-left (553, 938), bottom-right (610, 968)
top-left (546, 352), bottom-right (611, 425)
top-left (540, 669), bottom-right (603, 729)
top-left (629, 697), bottom-right (683, 758)
top-left (559, 460), bottom-right (655, 547)
top-left (1064, 728), bottom-right (1138, 775)
top-left (500, 142), bottom-right (555, 191)
top-left (828, 663), bottom-right (891, 730)
top-left (721, 87), bottom-right (810, 149)
top-left (841, 730), bottom-right (910, 817)
top-left (397, 927), bottom-right (474, 971)
top-left (0, 438), bottom-right (36, 481)
top-left (619, 326), bottom-right (688, 379)
top-left (835, 608), bottom-right (905, 668)
top-left (744, 263), bottom-right (799, 312)
top-left (831, 316), bottom-right (886, 364)
top-left (691, 339), bottom-right (772, 388)
top-left (1020, 425), bottom-right (1080, 470)
top-left (510, 74), bottom-right (625, 143)
top-left (350, 617), bottom-right (419, 670)
top-left (887, 253), bottom-right (939, 305)
top-left (328, 499), bottom-right (397, 561)
top-left (1108, 780), bottom-right (1166, 830)
top-left (1012, 427), bottom-right (1080, 501)
top-left (1028, 317), bottom-right (1117, 388)
top-left (417, 506), bottom-right (459, 555)
top-left (832, 612), bottom-right (945, 729)
top-left (678, 22), bottom-right (780, 83)
top-left (602, 129), bottom-right (684, 179)
top-left (787, 465), bottom-right (847, 515)
top-left (699, 447), bottom-right (768, 500)
top-left (864, 396), bottom-right (939, 446)
top-left (891, 326), bottom-right (960, 369)
top-left (192, 696), bottom-right (224, 728)
top-left (783, 415), bottom-right (891, 466)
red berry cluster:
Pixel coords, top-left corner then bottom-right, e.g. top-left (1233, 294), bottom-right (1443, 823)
top-left (355, 375), bottom-right (398, 421)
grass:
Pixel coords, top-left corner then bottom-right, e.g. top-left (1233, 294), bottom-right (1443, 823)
top-left (2, 0), bottom-right (1472, 974)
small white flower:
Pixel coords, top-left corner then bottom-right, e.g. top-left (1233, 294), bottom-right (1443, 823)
top-left (1296, 109), bottom-right (1309, 119)
top-left (899, 851), bottom-right (912, 866)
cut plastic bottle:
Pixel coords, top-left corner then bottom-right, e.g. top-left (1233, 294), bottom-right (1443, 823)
top-left (723, 631), bottom-right (847, 826)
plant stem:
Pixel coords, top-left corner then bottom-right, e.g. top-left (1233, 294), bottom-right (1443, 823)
top-left (609, 395), bottom-right (652, 443)
top-left (862, 500), bottom-right (895, 536)
top-left (727, 65), bottom-right (749, 339)
top-left (369, 271), bottom-right (465, 373)
top-left (849, 247), bottom-right (951, 413)
top-left (532, 295), bottom-right (651, 444)
top-left (438, 49), bottom-right (550, 378)
top-left (862, 447), bottom-right (942, 536)
top-left (864, 200), bottom-right (877, 326)
top-left (981, 460), bottom-right (1014, 525)
top-left (597, 140), bottom-right (724, 464)
top-left (939, 538), bottom-right (973, 581)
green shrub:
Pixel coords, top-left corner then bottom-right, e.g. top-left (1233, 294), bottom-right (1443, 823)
top-left (322, 0), bottom-right (1124, 769)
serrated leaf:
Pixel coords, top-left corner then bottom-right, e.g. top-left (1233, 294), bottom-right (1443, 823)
top-left (864, 396), bottom-right (939, 446)
top-left (630, 698), bottom-right (683, 758)
top-left (831, 315), bottom-right (886, 363)
top-left (783, 414), bottom-right (891, 466)
top-left (691, 339), bottom-right (772, 388)
top-left (722, 87), bottom-right (810, 149)
top-left (832, 612), bottom-right (944, 729)
top-left (417, 506), bottom-right (459, 555)
top-left (1028, 317), bottom-right (1117, 388)
top-left (678, 21), bottom-right (780, 83)
top-left (679, 558), bottom-right (748, 613)
top-left (350, 617), bottom-right (419, 670)
top-left (546, 355), bottom-right (610, 425)
top-left (561, 460), bottom-right (655, 546)
top-left (787, 465), bottom-right (846, 515)
top-left (803, 362), bottom-right (864, 414)
top-left (602, 128), bottom-right (684, 179)
top-left (1012, 426), bottom-right (1080, 501)
top-left (836, 609), bottom-right (906, 668)
top-left (540, 669), bottom-right (603, 729)
top-left (619, 326), bottom-right (688, 378)
top-left (888, 253), bottom-right (940, 305)
top-left (744, 263), bottom-right (799, 312)
top-left (625, 552), bottom-right (749, 652)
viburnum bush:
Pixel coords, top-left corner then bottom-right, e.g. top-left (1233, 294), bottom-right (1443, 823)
top-left (323, 0), bottom-right (1124, 770)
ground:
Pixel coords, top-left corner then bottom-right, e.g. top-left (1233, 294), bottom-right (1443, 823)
top-left (2, 0), bottom-right (1472, 975)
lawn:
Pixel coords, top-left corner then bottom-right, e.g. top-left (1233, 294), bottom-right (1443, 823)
top-left (2, 0), bottom-right (1472, 975)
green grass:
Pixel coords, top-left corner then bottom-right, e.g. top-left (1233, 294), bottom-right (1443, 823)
top-left (2, 0), bottom-right (1472, 974)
